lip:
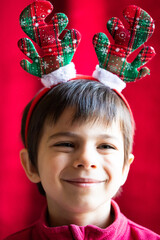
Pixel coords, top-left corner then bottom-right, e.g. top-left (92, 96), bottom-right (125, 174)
top-left (62, 178), bottom-right (106, 188)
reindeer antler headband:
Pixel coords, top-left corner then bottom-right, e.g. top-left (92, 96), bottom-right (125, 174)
top-left (18, 1), bottom-right (155, 147)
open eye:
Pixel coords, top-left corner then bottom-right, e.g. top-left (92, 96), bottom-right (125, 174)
top-left (50, 142), bottom-right (75, 153)
top-left (98, 144), bottom-right (115, 150)
top-left (53, 142), bottom-right (74, 148)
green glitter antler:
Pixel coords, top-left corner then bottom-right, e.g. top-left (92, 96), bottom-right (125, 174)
top-left (18, 1), bottom-right (81, 77)
top-left (93, 5), bottom-right (156, 82)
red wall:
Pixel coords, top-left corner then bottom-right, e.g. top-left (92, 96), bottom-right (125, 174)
top-left (1, 0), bottom-right (160, 238)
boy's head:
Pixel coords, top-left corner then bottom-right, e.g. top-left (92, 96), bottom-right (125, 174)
top-left (20, 79), bottom-right (134, 195)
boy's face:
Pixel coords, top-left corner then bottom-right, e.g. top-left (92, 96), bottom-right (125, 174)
top-left (21, 107), bottom-right (133, 215)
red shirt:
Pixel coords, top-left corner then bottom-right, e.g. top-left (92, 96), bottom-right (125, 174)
top-left (5, 200), bottom-right (160, 240)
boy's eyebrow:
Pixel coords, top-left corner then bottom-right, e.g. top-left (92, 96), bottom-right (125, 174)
top-left (47, 132), bottom-right (78, 142)
top-left (97, 134), bottom-right (122, 144)
top-left (98, 134), bottom-right (119, 140)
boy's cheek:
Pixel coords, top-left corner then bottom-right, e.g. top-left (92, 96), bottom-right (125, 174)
top-left (103, 161), bottom-right (125, 182)
top-left (103, 155), bottom-right (124, 170)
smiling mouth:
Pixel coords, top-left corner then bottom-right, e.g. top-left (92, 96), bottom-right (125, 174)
top-left (63, 178), bottom-right (106, 187)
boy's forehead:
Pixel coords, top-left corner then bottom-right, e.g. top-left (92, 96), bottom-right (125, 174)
top-left (44, 107), bottom-right (122, 138)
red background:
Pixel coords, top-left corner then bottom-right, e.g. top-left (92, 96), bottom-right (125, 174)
top-left (1, 0), bottom-right (160, 239)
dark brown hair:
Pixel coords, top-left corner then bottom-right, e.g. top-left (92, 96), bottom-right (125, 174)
top-left (21, 79), bottom-right (134, 195)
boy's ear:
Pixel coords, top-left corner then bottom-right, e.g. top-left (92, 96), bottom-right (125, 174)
top-left (121, 153), bottom-right (134, 186)
top-left (20, 148), bottom-right (41, 183)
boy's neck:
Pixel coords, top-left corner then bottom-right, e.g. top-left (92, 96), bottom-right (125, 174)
top-left (46, 199), bottom-right (114, 229)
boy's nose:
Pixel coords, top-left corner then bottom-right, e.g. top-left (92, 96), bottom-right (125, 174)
top-left (73, 146), bottom-right (98, 169)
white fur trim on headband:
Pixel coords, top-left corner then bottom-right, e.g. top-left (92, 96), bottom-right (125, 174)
top-left (92, 65), bottom-right (126, 92)
top-left (41, 62), bottom-right (76, 88)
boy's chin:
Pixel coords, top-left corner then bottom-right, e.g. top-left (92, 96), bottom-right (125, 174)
top-left (65, 196), bottom-right (111, 214)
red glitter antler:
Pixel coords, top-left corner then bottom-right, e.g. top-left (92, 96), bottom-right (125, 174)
top-left (18, 1), bottom-right (81, 78)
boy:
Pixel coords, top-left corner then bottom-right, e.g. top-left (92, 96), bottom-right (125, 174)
top-left (5, 1), bottom-right (160, 239)
top-left (5, 79), bottom-right (160, 239)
